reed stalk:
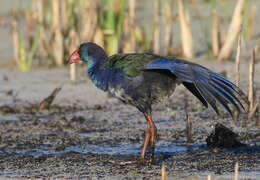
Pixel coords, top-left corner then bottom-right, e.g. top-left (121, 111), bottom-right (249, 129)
top-left (17, 28), bottom-right (39, 72)
top-left (11, 11), bottom-right (19, 66)
top-left (218, 0), bottom-right (245, 61)
top-left (163, 0), bottom-right (173, 55)
top-left (248, 48), bottom-right (256, 111)
top-left (153, 0), bottom-right (160, 54)
top-left (93, 27), bottom-right (105, 48)
top-left (186, 113), bottom-right (193, 143)
top-left (81, 1), bottom-right (99, 42)
top-left (60, 0), bottom-right (68, 31)
top-left (122, 0), bottom-right (136, 53)
top-left (35, 0), bottom-right (49, 62)
top-left (122, 14), bottom-right (132, 52)
top-left (235, 34), bottom-right (241, 88)
top-left (101, 0), bottom-right (127, 55)
top-left (129, 0), bottom-right (136, 52)
top-left (52, 0), bottom-right (64, 66)
top-left (211, 10), bottom-right (221, 57)
top-left (245, 6), bottom-right (256, 40)
top-left (233, 34), bottom-right (241, 122)
top-left (12, 9), bottom-right (40, 72)
top-left (248, 48), bottom-right (257, 121)
top-left (69, 30), bottom-right (79, 82)
top-left (177, 0), bottom-right (193, 58)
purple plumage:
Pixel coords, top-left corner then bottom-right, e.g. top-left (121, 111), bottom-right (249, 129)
top-left (68, 42), bottom-right (248, 164)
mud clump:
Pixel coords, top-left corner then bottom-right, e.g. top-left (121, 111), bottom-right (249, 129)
top-left (0, 105), bottom-right (18, 114)
top-left (206, 123), bottom-right (246, 148)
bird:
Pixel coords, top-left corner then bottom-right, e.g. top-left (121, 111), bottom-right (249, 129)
top-left (68, 42), bottom-right (248, 164)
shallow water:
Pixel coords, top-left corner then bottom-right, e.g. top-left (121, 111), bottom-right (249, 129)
top-left (0, 1), bottom-right (259, 178)
top-left (11, 142), bottom-right (203, 157)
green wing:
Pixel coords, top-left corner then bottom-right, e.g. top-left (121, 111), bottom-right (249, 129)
top-left (107, 53), bottom-right (160, 77)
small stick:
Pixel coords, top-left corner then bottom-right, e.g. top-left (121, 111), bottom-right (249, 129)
top-left (248, 48), bottom-right (256, 120)
top-left (235, 34), bottom-right (241, 87)
top-left (248, 102), bottom-right (259, 120)
top-left (186, 113), bottom-right (193, 143)
top-left (233, 33), bottom-right (242, 121)
top-left (39, 87), bottom-right (62, 111)
top-left (207, 174), bottom-right (211, 180)
top-left (234, 162), bottom-right (239, 180)
top-left (185, 96), bottom-right (193, 143)
top-left (161, 164), bottom-right (168, 180)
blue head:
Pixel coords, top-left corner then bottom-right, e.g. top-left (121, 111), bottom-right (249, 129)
top-left (68, 42), bottom-right (108, 69)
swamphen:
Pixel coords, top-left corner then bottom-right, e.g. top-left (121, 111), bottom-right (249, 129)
top-left (68, 42), bottom-right (247, 163)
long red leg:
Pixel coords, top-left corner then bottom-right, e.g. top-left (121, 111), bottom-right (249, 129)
top-left (145, 115), bottom-right (157, 162)
top-left (110, 115), bottom-right (157, 165)
top-left (140, 124), bottom-right (151, 159)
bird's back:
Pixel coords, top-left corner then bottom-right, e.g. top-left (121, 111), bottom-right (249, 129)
top-left (106, 53), bottom-right (177, 114)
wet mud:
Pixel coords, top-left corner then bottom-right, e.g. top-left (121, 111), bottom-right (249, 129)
top-left (0, 65), bottom-right (259, 179)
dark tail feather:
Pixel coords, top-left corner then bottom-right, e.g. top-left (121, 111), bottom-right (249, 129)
top-left (145, 58), bottom-right (248, 116)
top-left (182, 82), bottom-right (208, 107)
top-left (183, 77), bottom-right (245, 117)
top-left (196, 82), bottom-right (220, 115)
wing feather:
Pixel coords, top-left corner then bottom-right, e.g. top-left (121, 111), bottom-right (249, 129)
top-left (146, 58), bottom-right (248, 116)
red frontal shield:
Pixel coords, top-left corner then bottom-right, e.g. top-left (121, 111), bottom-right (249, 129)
top-left (68, 49), bottom-right (80, 64)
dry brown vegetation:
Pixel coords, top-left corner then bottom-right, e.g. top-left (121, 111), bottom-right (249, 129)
top-left (7, 0), bottom-right (258, 70)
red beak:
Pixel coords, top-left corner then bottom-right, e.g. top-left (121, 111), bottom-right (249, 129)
top-left (68, 49), bottom-right (81, 64)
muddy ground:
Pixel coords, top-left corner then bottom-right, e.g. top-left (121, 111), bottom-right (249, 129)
top-left (0, 60), bottom-right (259, 179)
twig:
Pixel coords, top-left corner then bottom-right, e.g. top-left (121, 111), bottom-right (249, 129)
top-left (39, 87), bottom-right (62, 111)
top-left (248, 48), bottom-right (256, 121)
top-left (184, 96), bottom-right (193, 143)
top-left (207, 174), bottom-right (212, 180)
top-left (234, 162), bottom-right (239, 180)
top-left (248, 102), bottom-right (259, 120)
top-left (186, 113), bottom-right (193, 143)
top-left (235, 34), bottom-right (242, 87)
top-left (233, 33), bottom-right (242, 121)
top-left (161, 164), bottom-right (168, 180)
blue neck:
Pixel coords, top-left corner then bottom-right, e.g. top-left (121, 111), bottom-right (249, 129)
top-left (87, 58), bottom-right (110, 91)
